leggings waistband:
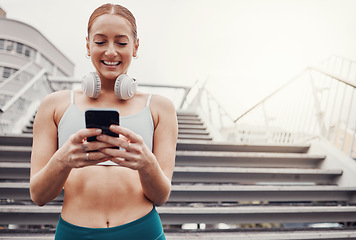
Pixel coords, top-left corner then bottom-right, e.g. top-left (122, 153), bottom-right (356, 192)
top-left (55, 206), bottom-right (165, 240)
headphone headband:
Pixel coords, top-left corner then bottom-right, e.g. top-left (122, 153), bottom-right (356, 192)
top-left (81, 72), bottom-right (138, 100)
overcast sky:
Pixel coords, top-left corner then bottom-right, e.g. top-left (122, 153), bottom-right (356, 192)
top-left (1, 0), bottom-right (356, 117)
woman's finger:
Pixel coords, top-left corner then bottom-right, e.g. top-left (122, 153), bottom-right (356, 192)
top-left (72, 128), bottom-right (102, 143)
top-left (81, 140), bottom-right (115, 152)
top-left (96, 134), bottom-right (130, 149)
top-left (69, 151), bottom-right (109, 168)
top-left (109, 125), bottom-right (141, 143)
top-left (84, 151), bottom-right (109, 161)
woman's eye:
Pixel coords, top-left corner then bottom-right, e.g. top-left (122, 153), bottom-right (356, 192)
top-left (117, 43), bottom-right (128, 46)
top-left (95, 41), bottom-right (106, 45)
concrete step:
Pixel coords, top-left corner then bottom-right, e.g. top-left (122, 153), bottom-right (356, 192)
top-left (159, 205), bottom-right (356, 225)
top-left (0, 136), bottom-right (312, 154)
top-left (0, 146), bottom-right (31, 162)
top-left (0, 182), bottom-right (63, 201)
top-left (176, 111), bottom-right (199, 118)
top-left (178, 120), bottom-right (204, 126)
top-left (0, 134), bottom-right (33, 147)
top-left (178, 134), bottom-right (213, 141)
top-left (178, 125), bottom-right (207, 131)
top-left (165, 231), bottom-right (356, 240)
top-left (0, 162), bottom-right (30, 180)
top-left (0, 142), bottom-right (312, 165)
top-left (173, 166), bottom-right (343, 185)
top-left (176, 140), bottom-right (310, 153)
top-left (3, 182), bottom-right (356, 203)
top-left (177, 115), bottom-right (202, 122)
top-left (0, 162), bottom-right (343, 184)
top-left (22, 125), bottom-right (33, 131)
top-left (169, 184), bottom-right (356, 203)
top-left (178, 129), bottom-right (210, 136)
top-left (175, 151), bottom-right (325, 168)
top-left (1, 230), bottom-right (356, 240)
top-left (3, 149), bottom-right (322, 169)
top-left (1, 205), bottom-right (356, 225)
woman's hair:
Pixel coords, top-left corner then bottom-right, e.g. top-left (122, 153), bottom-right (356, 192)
top-left (87, 3), bottom-right (137, 40)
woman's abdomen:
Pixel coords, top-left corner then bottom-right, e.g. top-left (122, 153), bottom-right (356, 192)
top-left (60, 165), bottom-right (153, 228)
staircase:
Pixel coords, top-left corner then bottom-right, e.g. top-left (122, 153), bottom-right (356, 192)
top-left (1, 111), bottom-right (356, 239)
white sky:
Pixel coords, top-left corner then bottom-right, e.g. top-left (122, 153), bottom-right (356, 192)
top-left (1, 0), bottom-right (356, 118)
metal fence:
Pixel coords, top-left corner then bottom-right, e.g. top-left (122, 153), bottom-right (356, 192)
top-left (229, 56), bottom-right (356, 159)
top-left (180, 56), bottom-right (356, 158)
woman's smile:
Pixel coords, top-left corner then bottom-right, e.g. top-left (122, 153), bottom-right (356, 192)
top-left (102, 60), bottom-right (122, 66)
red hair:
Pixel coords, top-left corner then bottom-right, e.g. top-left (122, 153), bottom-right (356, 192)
top-left (87, 3), bottom-right (137, 40)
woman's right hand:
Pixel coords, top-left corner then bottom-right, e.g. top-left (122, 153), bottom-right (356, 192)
top-left (57, 128), bottom-right (113, 169)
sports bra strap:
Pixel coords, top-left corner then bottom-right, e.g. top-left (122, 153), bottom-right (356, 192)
top-left (146, 94), bottom-right (152, 107)
top-left (70, 90), bottom-right (74, 104)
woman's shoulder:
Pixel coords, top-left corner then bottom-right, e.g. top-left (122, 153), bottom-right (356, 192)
top-left (37, 90), bottom-right (72, 113)
top-left (42, 89), bottom-right (71, 102)
top-left (149, 94), bottom-right (177, 129)
top-left (150, 94), bottom-right (175, 113)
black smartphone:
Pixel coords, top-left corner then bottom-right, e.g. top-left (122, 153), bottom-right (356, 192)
top-left (85, 109), bottom-right (120, 142)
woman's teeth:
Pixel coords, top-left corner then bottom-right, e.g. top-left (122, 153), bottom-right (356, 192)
top-left (102, 61), bottom-right (121, 66)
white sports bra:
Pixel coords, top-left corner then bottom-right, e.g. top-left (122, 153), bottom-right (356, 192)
top-left (58, 91), bottom-right (154, 165)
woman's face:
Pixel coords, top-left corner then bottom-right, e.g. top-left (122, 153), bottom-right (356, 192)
top-left (86, 14), bottom-right (139, 83)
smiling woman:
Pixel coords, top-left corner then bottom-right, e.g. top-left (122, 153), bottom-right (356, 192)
top-left (29, 3), bottom-right (177, 240)
top-left (86, 11), bottom-right (139, 84)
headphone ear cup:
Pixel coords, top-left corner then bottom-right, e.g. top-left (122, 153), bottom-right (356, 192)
top-left (82, 72), bottom-right (101, 98)
top-left (114, 74), bottom-right (138, 100)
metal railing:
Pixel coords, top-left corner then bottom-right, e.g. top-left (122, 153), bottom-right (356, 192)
top-left (0, 64), bottom-right (195, 134)
top-left (0, 69), bottom-right (47, 113)
top-left (0, 62), bottom-right (33, 89)
top-left (0, 66), bottom-right (53, 133)
top-left (178, 56), bottom-right (356, 158)
top-left (179, 80), bottom-right (236, 140)
top-left (231, 56), bottom-right (356, 159)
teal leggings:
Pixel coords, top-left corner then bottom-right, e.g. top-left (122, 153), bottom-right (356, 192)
top-left (54, 206), bottom-right (165, 240)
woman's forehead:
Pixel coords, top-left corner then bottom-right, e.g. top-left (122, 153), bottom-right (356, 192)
top-left (89, 14), bottom-right (133, 37)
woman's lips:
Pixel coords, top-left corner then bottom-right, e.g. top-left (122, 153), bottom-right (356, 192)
top-left (102, 60), bottom-right (121, 66)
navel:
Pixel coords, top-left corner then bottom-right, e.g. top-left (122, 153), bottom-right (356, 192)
top-left (106, 221), bottom-right (110, 228)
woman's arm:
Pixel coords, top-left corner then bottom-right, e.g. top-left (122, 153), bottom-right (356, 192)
top-left (30, 92), bottom-right (109, 206)
top-left (143, 95), bottom-right (177, 205)
top-left (30, 93), bottom-right (71, 206)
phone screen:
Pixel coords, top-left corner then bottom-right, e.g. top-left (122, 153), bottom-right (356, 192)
top-left (85, 109), bottom-right (120, 142)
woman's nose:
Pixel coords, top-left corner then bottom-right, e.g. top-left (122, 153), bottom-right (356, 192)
top-left (105, 43), bottom-right (117, 57)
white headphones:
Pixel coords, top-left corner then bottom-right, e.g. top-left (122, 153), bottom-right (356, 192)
top-left (81, 72), bottom-right (138, 100)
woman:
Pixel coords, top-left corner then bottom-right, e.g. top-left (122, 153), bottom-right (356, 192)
top-left (30, 3), bottom-right (177, 240)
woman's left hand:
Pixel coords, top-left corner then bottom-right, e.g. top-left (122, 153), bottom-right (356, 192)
top-left (96, 125), bottom-right (156, 171)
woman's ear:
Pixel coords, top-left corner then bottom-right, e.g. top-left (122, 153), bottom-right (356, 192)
top-left (86, 36), bottom-right (91, 57)
top-left (133, 38), bottom-right (139, 58)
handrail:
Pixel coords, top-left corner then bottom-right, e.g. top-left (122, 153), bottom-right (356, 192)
top-left (0, 68), bottom-right (47, 113)
top-left (0, 62), bottom-right (33, 89)
top-left (203, 87), bottom-right (235, 123)
top-left (229, 56), bottom-right (356, 158)
top-left (309, 66), bottom-right (356, 88)
top-left (47, 76), bottom-right (192, 109)
top-left (233, 66), bottom-right (356, 123)
top-left (233, 70), bottom-right (306, 123)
